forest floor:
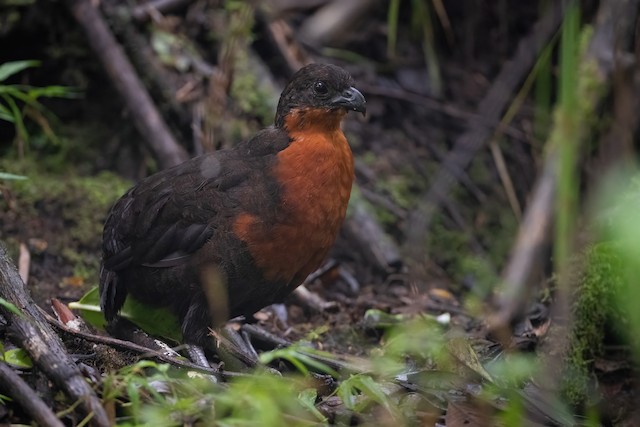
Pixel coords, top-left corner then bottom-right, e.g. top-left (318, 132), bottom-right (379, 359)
top-left (1, 0), bottom-right (638, 425)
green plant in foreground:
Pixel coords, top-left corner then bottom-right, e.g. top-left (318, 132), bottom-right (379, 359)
top-left (0, 60), bottom-right (78, 151)
top-left (0, 297), bottom-right (21, 317)
top-left (597, 173), bottom-right (640, 357)
top-left (103, 361), bottom-right (324, 426)
top-left (260, 345), bottom-right (339, 378)
top-left (97, 313), bottom-right (580, 426)
top-left (102, 361), bottom-right (214, 426)
top-left (0, 342), bottom-right (32, 369)
top-left (561, 243), bottom-right (623, 405)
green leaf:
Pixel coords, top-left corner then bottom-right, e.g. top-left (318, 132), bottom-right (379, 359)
top-left (0, 60), bottom-right (39, 82)
top-left (4, 87), bottom-right (45, 110)
top-left (259, 345), bottom-right (339, 377)
top-left (353, 375), bottom-right (399, 418)
top-left (0, 93), bottom-right (28, 142)
top-left (0, 103), bottom-right (15, 122)
top-left (127, 380), bottom-right (141, 418)
top-left (0, 297), bottom-right (22, 316)
top-left (0, 85), bottom-right (21, 95)
top-left (337, 375), bottom-right (360, 410)
top-left (446, 336), bottom-right (494, 383)
top-left (27, 85), bottom-right (81, 99)
top-left (67, 287), bottom-right (104, 328)
top-left (0, 172), bottom-right (27, 180)
top-left (338, 374), bottom-right (402, 419)
top-left (298, 388), bottom-right (327, 422)
top-left (363, 308), bottom-right (407, 328)
top-left (4, 348), bottom-right (33, 369)
top-left (70, 287), bottom-right (183, 343)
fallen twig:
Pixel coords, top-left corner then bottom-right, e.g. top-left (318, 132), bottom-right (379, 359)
top-left (293, 284), bottom-right (339, 313)
top-left (41, 308), bottom-right (237, 378)
top-left (66, 0), bottom-right (189, 169)
top-left (487, 150), bottom-right (556, 334)
top-left (358, 83), bottom-right (526, 140)
top-left (0, 242), bottom-right (110, 427)
top-left (404, 0), bottom-right (570, 256)
top-left (0, 362), bottom-right (65, 427)
top-left (131, 0), bottom-right (192, 22)
top-left (262, 17), bottom-right (310, 73)
top-left (18, 242), bottom-right (29, 285)
top-left (488, 0), bottom-right (640, 335)
top-left (344, 197), bottom-right (403, 273)
top-left (298, 0), bottom-right (376, 47)
top-left (103, 1), bottom-right (197, 134)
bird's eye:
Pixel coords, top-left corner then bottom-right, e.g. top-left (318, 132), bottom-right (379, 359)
top-left (313, 81), bottom-right (329, 95)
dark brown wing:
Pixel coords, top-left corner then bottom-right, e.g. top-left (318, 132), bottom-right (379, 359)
top-left (99, 128), bottom-right (291, 320)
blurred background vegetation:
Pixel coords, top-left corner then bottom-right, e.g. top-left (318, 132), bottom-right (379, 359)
top-left (1, 0), bottom-right (640, 425)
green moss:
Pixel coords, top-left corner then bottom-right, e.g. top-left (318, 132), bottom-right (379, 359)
top-left (1, 159), bottom-right (131, 283)
top-left (231, 68), bottom-right (276, 126)
top-left (369, 163), bottom-right (428, 231)
top-left (426, 217), bottom-right (471, 285)
top-left (467, 156), bottom-right (492, 186)
top-left (223, 1), bottom-right (276, 127)
top-left (10, 170), bottom-right (130, 243)
top-left (459, 256), bottom-right (499, 298)
top-left (376, 174), bottom-right (415, 210)
top-left (561, 243), bottom-right (624, 405)
top-left (424, 207), bottom-right (512, 293)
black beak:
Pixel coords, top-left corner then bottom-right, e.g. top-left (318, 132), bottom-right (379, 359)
top-left (331, 87), bottom-right (366, 116)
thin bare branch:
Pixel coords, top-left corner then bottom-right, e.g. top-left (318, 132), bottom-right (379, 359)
top-left (0, 362), bottom-right (65, 427)
top-left (66, 0), bottom-right (189, 169)
top-left (404, 0), bottom-right (570, 257)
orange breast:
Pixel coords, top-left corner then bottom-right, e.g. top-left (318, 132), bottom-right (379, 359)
top-left (233, 109), bottom-right (354, 285)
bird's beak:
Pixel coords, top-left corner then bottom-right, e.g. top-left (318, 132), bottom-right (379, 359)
top-left (331, 87), bottom-right (366, 116)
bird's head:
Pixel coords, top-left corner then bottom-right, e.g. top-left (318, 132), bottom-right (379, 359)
top-left (275, 63), bottom-right (366, 130)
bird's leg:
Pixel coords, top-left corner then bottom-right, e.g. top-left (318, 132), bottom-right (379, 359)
top-left (183, 344), bottom-right (222, 383)
top-left (222, 324), bottom-right (259, 361)
top-left (240, 329), bottom-right (260, 360)
top-left (106, 317), bottom-right (221, 381)
top-left (185, 345), bottom-right (212, 369)
top-left (206, 325), bottom-right (259, 369)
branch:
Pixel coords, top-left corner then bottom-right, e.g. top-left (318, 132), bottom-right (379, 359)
top-left (0, 242), bottom-right (110, 427)
top-left (0, 362), bottom-right (65, 427)
top-left (298, 0), bottom-right (376, 47)
top-left (487, 151), bottom-right (556, 332)
top-left (42, 308), bottom-right (230, 378)
top-left (488, 0), bottom-right (640, 333)
top-left (403, 0), bottom-right (570, 256)
top-left (66, 0), bottom-right (189, 169)
top-left (344, 196), bottom-right (402, 273)
top-left (131, 0), bottom-right (192, 22)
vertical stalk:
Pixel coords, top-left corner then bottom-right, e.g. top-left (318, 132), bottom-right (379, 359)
top-left (554, 3), bottom-right (580, 278)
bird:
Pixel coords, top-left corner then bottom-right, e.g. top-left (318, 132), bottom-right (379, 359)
top-left (99, 63), bottom-right (366, 347)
